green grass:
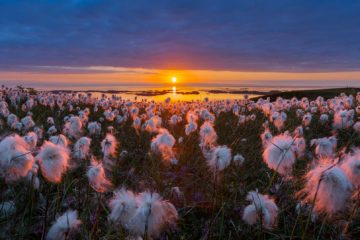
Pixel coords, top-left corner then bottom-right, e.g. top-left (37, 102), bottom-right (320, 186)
top-left (0, 89), bottom-right (360, 239)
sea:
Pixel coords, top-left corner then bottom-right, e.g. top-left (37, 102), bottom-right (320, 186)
top-left (2, 80), bottom-right (359, 102)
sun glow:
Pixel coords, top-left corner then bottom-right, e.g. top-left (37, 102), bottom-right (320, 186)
top-left (171, 76), bottom-right (177, 83)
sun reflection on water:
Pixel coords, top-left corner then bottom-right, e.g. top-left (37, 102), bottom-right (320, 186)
top-left (89, 86), bottom-right (259, 102)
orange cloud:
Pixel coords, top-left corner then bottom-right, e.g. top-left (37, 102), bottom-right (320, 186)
top-left (1, 67), bottom-right (360, 86)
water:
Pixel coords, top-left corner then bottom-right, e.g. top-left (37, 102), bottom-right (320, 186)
top-left (87, 86), bottom-right (259, 102)
top-left (3, 80), bottom-right (357, 101)
top-left (48, 85), bottom-right (330, 102)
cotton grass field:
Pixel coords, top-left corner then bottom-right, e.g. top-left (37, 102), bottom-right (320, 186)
top-left (1, 86), bottom-right (360, 239)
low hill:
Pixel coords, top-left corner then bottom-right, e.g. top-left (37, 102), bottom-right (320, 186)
top-left (251, 87), bottom-right (360, 101)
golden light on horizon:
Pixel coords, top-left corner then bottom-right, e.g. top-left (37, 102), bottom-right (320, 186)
top-left (171, 76), bottom-right (177, 83)
top-left (3, 69), bottom-right (360, 85)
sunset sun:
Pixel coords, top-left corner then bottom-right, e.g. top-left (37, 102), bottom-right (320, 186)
top-left (171, 76), bottom-right (177, 83)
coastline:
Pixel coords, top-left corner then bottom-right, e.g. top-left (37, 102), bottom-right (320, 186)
top-left (45, 87), bottom-right (359, 100)
top-left (6, 85), bottom-right (359, 101)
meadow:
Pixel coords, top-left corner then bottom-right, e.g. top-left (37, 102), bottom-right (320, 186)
top-left (0, 86), bottom-right (360, 240)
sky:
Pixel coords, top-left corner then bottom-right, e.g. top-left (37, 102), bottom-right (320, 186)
top-left (1, 0), bottom-right (360, 87)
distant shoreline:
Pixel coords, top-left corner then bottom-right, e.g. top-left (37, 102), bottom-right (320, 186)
top-left (47, 89), bottom-right (278, 96)
top-left (250, 87), bottom-right (360, 101)
top-left (49, 89), bottom-right (202, 96)
top-left (47, 87), bottom-right (360, 100)
top-left (6, 85), bottom-right (359, 101)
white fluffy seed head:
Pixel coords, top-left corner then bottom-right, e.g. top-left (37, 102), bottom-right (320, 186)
top-left (101, 134), bottom-right (117, 158)
top-left (21, 116), bottom-right (35, 130)
top-left (108, 188), bottom-right (138, 227)
top-left (242, 191), bottom-right (278, 229)
top-left (23, 131), bottom-right (38, 150)
top-left (298, 164), bottom-right (353, 216)
top-left (130, 106), bottom-right (139, 119)
top-left (185, 111), bottom-right (198, 135)
top-left (261, 128), bottom-right (273, 148)
top-left (73, 137), bottom-right (91, 160)
top-left (36, 141), bottom-right (70, 183)
top-left (7, 113), bottom-right (18, 127)
top-left (87, 160), bottom-right (112, 192)
top-left (63, 116), bottom-right (83, 139)
top-left (0, 134), bottom-right (35, 182)
top-left (126, 191), bottom-right (178, 238)
top-left (208, 145), bottom-right (232, 171)
top-left (151, 128), bottom-right (177, 164)
top-left (319, 114), bottom-right (329, 123)
top-left (333, 109), bottom-right (354, 130)
top-left (272, 112), bottom-right (287, 131)
top-left (49, 134), bottom-right (70, 148)
top-left (233, 154), bottom-right (245, 165)
top-left (87, 121), bottom-right (101, 135)
top-left (47, 117), bottom-right (55, 125)
top-left (186, 110), bottom-right (198, 123)
top-left (302, 112), bottom-right (312, 126)
top-left (46, 210), bottom-right (81, 240)
top-left (340, 151), bottom-right (360, 188)
top-left (185, 122), bottom-right (198, 136)
top-left (169, 114), bottom-right (181, 126)
top-left (104, 109), bottom-right (116, 121)
top-left (310, 136), bottom-right (337, 159)
top-left (132, 117), bottom-right (141, 130)
top-left (47, 125), bottom-right (57, 135)
top-left (199, 121), bottom-right (217, 148)
top-left (144, 115), bottom-right (162, 133)
top-left (262, 134), bottom-right (296, 176)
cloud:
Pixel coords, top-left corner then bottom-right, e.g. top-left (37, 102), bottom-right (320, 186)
top-left (32, 66), bottom-right (160, 74)
top-left (0, 0), bottom-right (360, 72)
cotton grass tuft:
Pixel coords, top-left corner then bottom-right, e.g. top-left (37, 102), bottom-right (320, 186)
top-left (36, 141), bottom-right (70, 183)
top-left (242, 191), bottom-right (278, 229)
top-left (46, 210), bottom-right (81, 240)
